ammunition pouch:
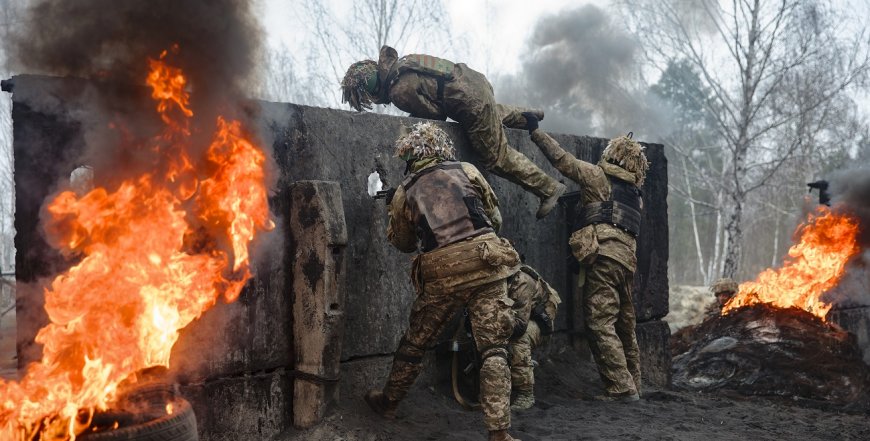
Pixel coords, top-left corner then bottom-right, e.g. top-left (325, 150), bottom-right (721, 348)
top-left (418, 233), bottom-right (520, 291)
top-left (569, 225), bottom-right (599, 265)
top-left (578, 200), bottom-right (641, 237)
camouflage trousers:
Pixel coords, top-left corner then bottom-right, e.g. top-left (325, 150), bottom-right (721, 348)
top-left (444, 63), bottom-right (560, 199)
top-left (582, 256), bottom-right (642, 395)
top-left (384, 278), bottom-right (514, 431)
top-left (510, 319), bottom-right (542, 392)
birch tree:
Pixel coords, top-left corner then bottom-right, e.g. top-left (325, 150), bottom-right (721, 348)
top-left (624, 0), bottom-right (870, 278)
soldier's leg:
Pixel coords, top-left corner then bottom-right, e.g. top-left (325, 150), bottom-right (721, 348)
top-left (466, 279), bottom-right (514, 431)
top-left (615, 269), bottom-right (642, 394)
top-left (510, 321), bottom-right (541, 410)
top-left (496, 103), bottom-right (544, 130)
top-left (382, 285), bottom-right (465, 403)
top-left (583, 258), bottom-right (637, 396)
top-left (445, 69), bottom-right (560, 200)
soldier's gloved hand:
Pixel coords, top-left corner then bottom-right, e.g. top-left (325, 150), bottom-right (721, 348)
top-left (511, 318), bottom-right (529, 341)
top-left (521, 112), bottom-right (539, 134)
top-left (384, 188), bottom-right (396, 205)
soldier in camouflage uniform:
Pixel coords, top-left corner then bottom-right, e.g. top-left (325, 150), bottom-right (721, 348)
top-left (524, 113), bottom-right (648, 402)
top-left (340, 45), bottom-right (566, 219)
top-left (506, 264), bottom-right (561, 410)
top-left (704, 278), bottom-right (738, 319)
top-left (365, 122), bottom-right (522, 441)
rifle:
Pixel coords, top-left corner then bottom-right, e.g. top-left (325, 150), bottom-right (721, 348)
top-left (373, 187), bottom-right (396, 203)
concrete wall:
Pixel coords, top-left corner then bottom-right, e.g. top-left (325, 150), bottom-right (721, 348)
top-left (9, 75), bottom-right (669, 440)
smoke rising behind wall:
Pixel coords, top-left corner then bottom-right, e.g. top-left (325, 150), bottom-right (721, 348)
top-left (494, 4), bottom-right (667, 139)
top-left (825, 167), bottom-right (870, 307)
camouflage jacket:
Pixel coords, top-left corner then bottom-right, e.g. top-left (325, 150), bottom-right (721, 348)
top-left (373, 45), bottom-right (459, 120)
top-left (388, 158), bottom-right (517, 292)
top-left (531, 130), bottom-right (639, 272)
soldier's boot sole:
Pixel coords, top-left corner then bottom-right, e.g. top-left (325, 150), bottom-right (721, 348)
top-left (536, 182), bottom-right (567, 219)
top-left (364, 389), bottom-right (398, 419)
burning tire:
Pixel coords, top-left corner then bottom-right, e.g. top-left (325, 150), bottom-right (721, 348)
top-left (78, 384), bottom-right (198, 441)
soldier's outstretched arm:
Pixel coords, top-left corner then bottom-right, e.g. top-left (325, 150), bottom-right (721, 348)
top-left (386, 186), bottom-right (418, 253)
top-left (461, 162), bottom-right (503, 232)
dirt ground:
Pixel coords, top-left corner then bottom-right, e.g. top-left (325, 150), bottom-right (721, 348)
top-left (278, 345), bottom-right (869, 441)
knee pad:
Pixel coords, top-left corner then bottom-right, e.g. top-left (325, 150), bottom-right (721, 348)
top-left (479, 344), bottom-right (509, 364)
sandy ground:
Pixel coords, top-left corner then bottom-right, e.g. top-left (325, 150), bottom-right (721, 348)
top-left (277, 345), bottom-right (869, 441)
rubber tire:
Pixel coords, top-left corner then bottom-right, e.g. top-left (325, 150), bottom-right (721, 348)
top-left (79, 396), bottom-right (198, 441)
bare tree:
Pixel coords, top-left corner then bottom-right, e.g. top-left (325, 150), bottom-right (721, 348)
top-left (625, 0), bottom-right (870, 279)
top-left (298, 0), bottom-right (454, 108)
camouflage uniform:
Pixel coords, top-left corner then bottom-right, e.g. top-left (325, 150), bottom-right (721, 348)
top-left (706, 278), bottom-right (738, 319)
top-left (529, 129), bottom-right (648, 398)
top-left (506, 265), bottom-right (561, 409)
top-left (375, 123), bottom-right (520, 434)
top-left (342, 46), bottom-right (565, 218)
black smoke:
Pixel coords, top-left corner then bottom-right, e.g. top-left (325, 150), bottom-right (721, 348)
top-left (824, 167), bottom-right (870, 307)
top-left (5, 0), bottom-right (262, 108)
top-left (494, 4), bottom-right (667, 139)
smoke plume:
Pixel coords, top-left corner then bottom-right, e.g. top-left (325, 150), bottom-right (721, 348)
top-left (825, 166), bottom-right (870, 307)
top-left (3, 0), bottom-right (265, 187)
top-left (494, 4), bottom-right (668, 139)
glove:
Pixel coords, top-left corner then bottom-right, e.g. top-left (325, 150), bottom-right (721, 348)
top-left (521, 112), bottom-right (539, 134)
top-left (511, 318), bottom-right (529, 341)
top-left (531, 304), bottom-right (554, 333)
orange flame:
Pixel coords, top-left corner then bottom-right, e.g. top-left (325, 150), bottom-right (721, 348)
top-left (0, 50), bottom-right (272, 439)
top-left (723, 206), bottom-right (860, 320)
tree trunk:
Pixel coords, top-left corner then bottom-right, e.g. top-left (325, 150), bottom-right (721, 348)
top-left (722, 195), bottom-right (744, 278)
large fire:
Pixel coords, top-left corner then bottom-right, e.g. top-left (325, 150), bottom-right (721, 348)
top-left (0, 48), bottom-right (273, 439)
top-left (723, 206), bottom-right (860, 320)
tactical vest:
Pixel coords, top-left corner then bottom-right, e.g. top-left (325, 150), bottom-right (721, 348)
top-left (380, 54), bottom-right (455, 110)
top-left (576, 173), bottom-right (642, 237)
top-left (402, 161), bottom-right (494, 252)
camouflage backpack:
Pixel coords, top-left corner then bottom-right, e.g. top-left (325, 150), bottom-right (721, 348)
top-left (395, 54), bottom-right (455, 80)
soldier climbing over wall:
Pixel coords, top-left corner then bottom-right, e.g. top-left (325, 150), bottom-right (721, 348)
top-left (365, 121), bottom-right (522, 441)
top-left (523, 113), bottom-right (648, 402)
top-left (506, 263), bottom-right (561, 410)
top-left (340, 45), bottom-right (566, 219)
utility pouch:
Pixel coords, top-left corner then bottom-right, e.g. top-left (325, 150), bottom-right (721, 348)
top-left (569, 225), bottom-right (599, 265)
top-left (479, 237), bottom-right (521, 268)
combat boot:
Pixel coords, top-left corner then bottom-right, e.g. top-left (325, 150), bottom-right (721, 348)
top-left (364, 389), bottom-right (399, 419)
top-left (536, 182), bottom-right (567, 219)
top-left (488, 429), bottom-right (520, 441)
top-left (510, 389), bottom-right (535, 410)
top-left (593, 390), bottom-right (640, 403)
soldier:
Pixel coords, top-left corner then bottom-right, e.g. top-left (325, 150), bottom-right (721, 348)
top-left (365, 122), bottom-right (522, 441)
top-left (704, 278), bottom-right (738, 319)
top-left (340, 46), bottom-right (566, 219)
top-left (524, 113), bottom-right (647, 402)
top-left (506, 264), bottom-right (561, 410)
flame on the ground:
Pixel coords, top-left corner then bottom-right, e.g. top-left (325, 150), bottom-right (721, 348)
top-left (723, 206), bottom-right (860, 320)
top-left (0, 48), bottom-right (273, 440)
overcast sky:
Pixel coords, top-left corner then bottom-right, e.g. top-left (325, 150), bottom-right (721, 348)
top-left (258, 0), bottom-right (609, 76)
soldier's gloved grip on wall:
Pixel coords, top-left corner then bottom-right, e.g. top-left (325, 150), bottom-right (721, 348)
top-left (521, 112), bottom-right (539, 134)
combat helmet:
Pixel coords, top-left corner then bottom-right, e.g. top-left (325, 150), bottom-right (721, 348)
top-left (340, 60), bottom-right (378, 111)
top-left (710, 277), bottom-right (739, 295)
top-left (602, 133), bottom-right (649, 186)
top-left (394, 122), bottom-right (455, 162)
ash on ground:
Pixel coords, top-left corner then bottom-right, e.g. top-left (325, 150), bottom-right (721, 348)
top-left (672, 304), bottom-right (870, 409)
top-left (278, 339), bottom-right (868, 441)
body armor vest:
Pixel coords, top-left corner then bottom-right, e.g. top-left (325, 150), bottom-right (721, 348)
top-left (402, 162), bottom-right (494, 252)
top-left (576, 173), bottom-right (642, 237)
top-left (380, 54), bottom-right (455, 112)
